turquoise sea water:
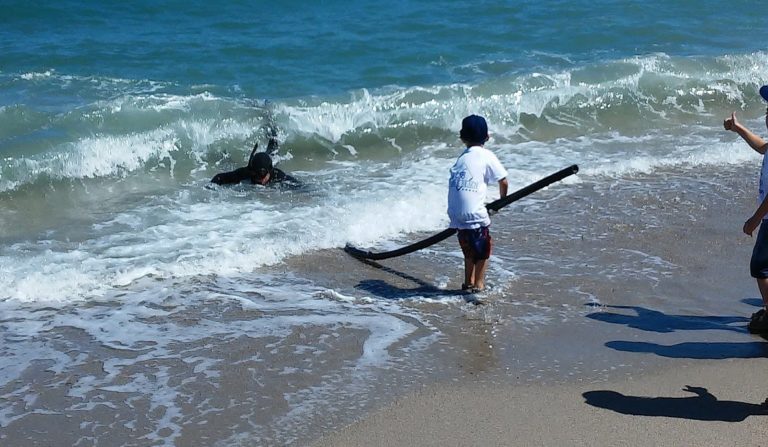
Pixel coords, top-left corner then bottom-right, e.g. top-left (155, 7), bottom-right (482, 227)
top-left (2, 0), bottom-right (767, 288)
top-left (2, 1), bottom-right (764, 99)
top-left (2, 1), bottom-right (768, 445)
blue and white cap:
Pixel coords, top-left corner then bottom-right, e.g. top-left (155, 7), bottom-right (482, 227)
top-left (460, 115), bottom-right (489, 144)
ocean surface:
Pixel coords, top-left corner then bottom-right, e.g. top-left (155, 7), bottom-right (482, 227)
top-left (2, 1), bottom-right (768, 445)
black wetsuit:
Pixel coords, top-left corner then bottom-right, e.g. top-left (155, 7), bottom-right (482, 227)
top-left (211, 167), bottom-right (300, 187)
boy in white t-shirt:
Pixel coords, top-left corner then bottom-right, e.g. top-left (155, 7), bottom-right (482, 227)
top-left (448, 115), bottom-right (509, 293)
top-left (724, 86), bottom-right (768, 333)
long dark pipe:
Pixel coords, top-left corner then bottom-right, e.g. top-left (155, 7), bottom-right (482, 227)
top-left (344, 164), bottom-right (579, 261)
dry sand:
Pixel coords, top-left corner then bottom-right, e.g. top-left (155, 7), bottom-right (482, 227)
top-left (313, 358), bottom-right (768, 446)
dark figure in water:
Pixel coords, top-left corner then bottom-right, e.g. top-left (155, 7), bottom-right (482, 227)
top-left (211, 135), bottom-right (300, 187)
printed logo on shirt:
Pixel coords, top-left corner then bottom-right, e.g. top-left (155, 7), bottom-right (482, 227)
top-left (449, 170), bottom-right (479, 192)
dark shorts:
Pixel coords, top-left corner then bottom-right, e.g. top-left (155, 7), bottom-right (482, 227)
top-left (751, 222), bottom-right (768, 278)
top-left (457, 226), bottom-right (492, 262)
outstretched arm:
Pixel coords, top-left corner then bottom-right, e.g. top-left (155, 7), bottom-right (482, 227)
top-left (266, 126), bottom-right (279, 155)
top-left (266, 137), bottom-right (279, 155)
top-left (211, 167), bottom-right (251, 185)
top-left (724, 112), bottom-right (768, 154)
top-left (683, 385), bottom-right (716, 401)
top-left (247, 143), bottom-right (259, 168)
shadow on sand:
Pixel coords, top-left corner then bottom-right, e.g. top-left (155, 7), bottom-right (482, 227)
top-left (604, 340), bottom-right (768, 359)
top-left (585, 302), bottom-right (768, 359)
top-left (584, 301), bottom-right (768, 419)
top-left (351, 258), bottom-right (481, 304)
top-left (585, 304), bottom-right (748, 334)
top-left (583, 386), bottom-right (768, 422)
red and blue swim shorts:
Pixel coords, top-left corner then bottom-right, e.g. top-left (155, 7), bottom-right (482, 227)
top-left (457, 226), bottom-right (492, 262)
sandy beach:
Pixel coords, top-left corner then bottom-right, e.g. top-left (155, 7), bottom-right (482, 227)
top-left (312, 358), bottom-right (768, 447)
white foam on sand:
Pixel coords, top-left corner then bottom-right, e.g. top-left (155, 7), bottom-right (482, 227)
top-left (0, 273), bottom-right (439, 444)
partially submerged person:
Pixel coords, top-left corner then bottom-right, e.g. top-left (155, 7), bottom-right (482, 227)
top-left (211, 136), bottom-right (300, 187)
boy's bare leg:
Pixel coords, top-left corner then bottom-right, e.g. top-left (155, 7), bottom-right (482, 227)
top-left (757, 278), bottom-right (768, 309)
top-left (463, 256), bottom-right (475, 288)
top-left (473, 259), bottom-right (489, 291)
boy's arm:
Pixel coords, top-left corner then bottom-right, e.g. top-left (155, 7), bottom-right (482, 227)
top-left (724, 112), bottom-right (768, 154)
top-left (744, 195), bottom-right (768, 236)
top-left (498, 177), bottom-right (508, 198)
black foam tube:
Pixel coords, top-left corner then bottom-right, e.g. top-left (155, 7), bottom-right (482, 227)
top-left (344, 164), bottom-right (579, 261)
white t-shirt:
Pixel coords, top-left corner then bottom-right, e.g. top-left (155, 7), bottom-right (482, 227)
top-left (760, 154), bottom-right (768, 220)
top-left (447, 146), bottom-right (508, 229)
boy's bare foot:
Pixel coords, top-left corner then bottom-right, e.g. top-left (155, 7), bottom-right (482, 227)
top-left (461, 283), bottom-right (485, 294)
